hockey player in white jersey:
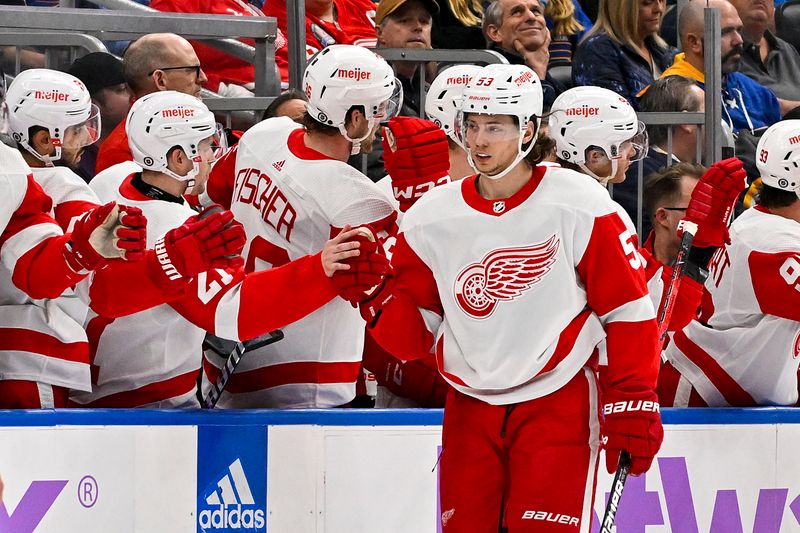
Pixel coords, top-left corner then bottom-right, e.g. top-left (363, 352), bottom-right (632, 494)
top-left (660, 120), bottom-right (800, 407)
top-left (0, 68), bottom-right (155, 407)
top-left (349, 64), bottom-right (662, 532)
top-left (211, 44), bottom-right (402, 408)
top-left (549, 86), bottom-right (747, 337)
top-left (76, 90), bottom-right (377, 407)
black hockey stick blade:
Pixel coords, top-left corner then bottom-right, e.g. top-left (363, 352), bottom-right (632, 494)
top-left (599, 450), bottom-right (631, 533)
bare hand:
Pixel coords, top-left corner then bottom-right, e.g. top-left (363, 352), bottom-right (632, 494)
top-left (321, 225), bottom-right (364, 277)
top-left (513, 31), bottom-right (551, 80)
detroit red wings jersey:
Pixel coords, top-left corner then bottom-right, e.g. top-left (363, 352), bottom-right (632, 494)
top-left (371, 165), bottom-right (659, 405)
top-left (0, 163), bottom-right (100, 392)
top-left (217, 117), bottom-right (395, 408)
top-left (664, 206), bottom-right (800, 406)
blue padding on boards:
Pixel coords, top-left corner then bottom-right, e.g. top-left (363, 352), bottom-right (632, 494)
top-left (1, 408), bottom-right (800, 427)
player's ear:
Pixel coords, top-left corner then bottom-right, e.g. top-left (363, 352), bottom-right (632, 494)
top-left (654, 206), bottom-right (669, 227)
top-left (166, 145), bottom-right (188, 173)
top-left (30, 128), bottom-right (53, 156)
top-left (522, 121), bottom-right (535, 145)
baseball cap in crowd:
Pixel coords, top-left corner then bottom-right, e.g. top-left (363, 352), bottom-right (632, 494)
top-left (374, 0), bottom-right (440, 25)
top-left (67, 52), bottom-right (125, 96)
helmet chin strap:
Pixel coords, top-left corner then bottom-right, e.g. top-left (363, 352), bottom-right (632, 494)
top-left (22, 142), bottom-right (58, 167)
top-left (467, 132), bottom-right (535, 181)
top-left (163, 161), bottom-right (199, 189)
top-left (339, 119), bottom-right (375, 156)
top-left (579, 158), bottom-right (618, 186)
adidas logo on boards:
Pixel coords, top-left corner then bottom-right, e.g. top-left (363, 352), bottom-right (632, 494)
top-left (198, 458), bottom-right (266, 531)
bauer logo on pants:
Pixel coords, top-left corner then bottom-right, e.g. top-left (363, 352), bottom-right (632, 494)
top-left (197, 426), bottom-right (267, 532)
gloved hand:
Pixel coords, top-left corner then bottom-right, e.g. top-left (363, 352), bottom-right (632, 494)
top-left (331, 226), bottom-right (392, 303)
top-left (66, 202), bottom-right (147, 271)
top-left (153, 205), bottom-right (246, 282)
top-left (680, 157), bottom-right (747, 248)
top-left (382, 116), bottom-right (450, 212)
top-left (601, 386), bottom-right (663, 475)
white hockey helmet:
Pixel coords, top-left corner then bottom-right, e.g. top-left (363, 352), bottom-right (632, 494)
top-left (5, 68), bottom-right (101, 165)
top-left (549, 86), bottom-right (647, 184)
top-left (125, 90), bottom-right (226, 186)
top-left (425, 64), bottom-right (483, 148)
top-left (756, 120), bottom-right (800, 195)
top-left (303, 44), bottom-right (402, 154)
top-left (456, 63), bottom-right (543, 180)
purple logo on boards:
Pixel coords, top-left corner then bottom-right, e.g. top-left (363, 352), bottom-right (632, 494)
top-left (0, 479), bottom-right (68, 533)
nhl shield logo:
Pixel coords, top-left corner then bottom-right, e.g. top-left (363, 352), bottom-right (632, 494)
top-left (493, 201), bottom-right (506, 214)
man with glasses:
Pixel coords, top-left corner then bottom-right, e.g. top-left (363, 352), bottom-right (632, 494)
top-left (95, 33), bottom-right (208, 174)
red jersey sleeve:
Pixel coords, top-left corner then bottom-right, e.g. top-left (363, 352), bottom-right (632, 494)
top-left (369, 233), bottom-right (443, 361)
top-left (169, 252), bottom-right (337, 341)
top-left (204, 145), bottom-right (239, 209)
top-left (749, 250), bottom-right (800, 321)
top-left (577, 212), bottom-right (659, 392)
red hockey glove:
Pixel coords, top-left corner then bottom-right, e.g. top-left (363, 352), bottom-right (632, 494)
top-left (359, 274), bottom-right (395, 325)
top-left (680, 157), bottom-right (747, 248)
top-left (332, 227), bottom-right (392, 303)
top-left (382, 116), bottom-right (450, 212)
top-left (153, 205), bottom-right (246, 282)
top-left (601, 386), bottom-right (663, 476)
top-left (65, 202), bottom-right (147, 272)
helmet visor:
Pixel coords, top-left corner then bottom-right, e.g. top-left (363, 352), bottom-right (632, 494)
top-left (374, 78), bottom-right (403, 123)
top-left (197, 123), bottom-right (228, 163)
top-left (626, 120), bottom-right (649, 162)
top-left (457, 111), bottom-right (528, 149)
top-left (61, 103), bottom-right (101, 149)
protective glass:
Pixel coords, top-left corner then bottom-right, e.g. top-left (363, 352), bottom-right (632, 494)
top-left (374, 78), bottom-right (404, 122)
top-left (0, 71), bottom-right (7, 135)
top-left (61, 103), bottom-right (101, 148)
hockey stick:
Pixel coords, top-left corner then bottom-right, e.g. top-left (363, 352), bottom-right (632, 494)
top-left (656, 221), bottom-right (698, 342)
top-left (202, 330), bottom-right (284, 408)
top-left (599, 451), bottom-right (631, 533)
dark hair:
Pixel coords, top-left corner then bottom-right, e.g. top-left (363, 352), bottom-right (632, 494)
top-left (302, 105), bottom-right (365, 136)
top-left (757, 182), bottom-right (799, 209)
top-left (643, 162), bottom-right (706, 223)
top-left (262, 89), bottom-right (307, 121)
top-left (639, 75), bottom-right (702, 147)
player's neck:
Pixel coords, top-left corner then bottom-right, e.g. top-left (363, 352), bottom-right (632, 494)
top-left (766, 202), bottom-right (800, 224)
top-left (449, 147), bottom-right (473, 181)
top-left (476, 162), bottom-right (532, 200)
top-left (141, 169), bottom-right (188, 198)
top-left (303, 130), bottom-right (352, 162)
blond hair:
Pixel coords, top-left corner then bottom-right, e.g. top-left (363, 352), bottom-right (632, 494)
top-left (584, 0), bottom-right (667, 49)
top-left (447, 0), bottom-right (484, 27)
top-left (546, 0), bottom-right (584, 36)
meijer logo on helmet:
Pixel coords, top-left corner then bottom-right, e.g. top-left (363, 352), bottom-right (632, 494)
top-left (788, 135), bottom-right (800, 145)
top-left (161, 108), bottom-right (195, 119)
top-left (336, 67), bottom-right (371, 81)
top-left (34, 90), bottom-right (69, 102)
top-left (566, 106), bottom-right (600, 118)
top-left (446, 75), bottom-right (473, 86)
top-left (513, 70), bottom-right (534, 86)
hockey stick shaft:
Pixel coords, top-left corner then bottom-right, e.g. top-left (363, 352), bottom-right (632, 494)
top-left (656, 223), bottom-right (697, 342)
top-left (599, 451), bottom-right (631, 533)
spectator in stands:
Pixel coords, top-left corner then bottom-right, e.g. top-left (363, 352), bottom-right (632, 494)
top-left (482, 0), bottom-right (566, 108)
top-left (149, 0), bottom-right (263, 95)
top-left (618, 75), bottom-right (704, 235)
top-left (67, 52), bottom-right (131, 183)
top-left (657, 0), bottom-right (800, 134)
top-left (95, 33), bottom-right (208, 174)
top-left (431, 0), bottom-right (485, 49)
top-left (262, 89), bottom-right (308, 123)
top-left (375, 0), bottom-right (439, 117)
top-left (573, 0), bottom-right (674, 109)
top-left (546, 0), bottom-right (591, 66)
top-left (729, 0), bottom-right (800, 101)
top-left (262, 0), bottom-right (379, 87)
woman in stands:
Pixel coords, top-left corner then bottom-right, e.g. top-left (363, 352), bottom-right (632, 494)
top-left (572, 0), bottom-right (675, 108)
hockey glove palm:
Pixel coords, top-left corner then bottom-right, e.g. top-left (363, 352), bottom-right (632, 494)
top-left (601, 386), bottom-right (663, 476)
top-left (66, 202), bottom-right (147, 272)
top-left (332, 227), bottom-right (392, 303)
top-left (382, 116), bottom-right (450, 212)
top-left (153, 205), bottom-right (246, 282)
top-left (680, 157), bottom-right (747, 248)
